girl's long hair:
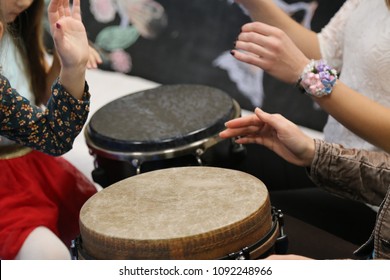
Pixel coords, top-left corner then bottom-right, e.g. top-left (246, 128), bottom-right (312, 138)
top-left (8, 0), bottom-right (47, 105)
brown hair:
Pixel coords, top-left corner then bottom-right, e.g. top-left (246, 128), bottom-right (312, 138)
top-left (387, 0), bottom-right (390, 8)
top-left (8, 0), bottom-right (47, 105)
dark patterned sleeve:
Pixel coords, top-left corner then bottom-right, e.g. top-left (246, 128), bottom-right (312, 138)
top-left (0, 74), bottom-right (90, 156)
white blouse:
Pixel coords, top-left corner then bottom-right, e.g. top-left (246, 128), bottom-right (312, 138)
top-left (0, 34), bottom-right (34, 146)
top-left (1, 33), bottom-right (33, 101)
top-left (318, 0), bottom-right (390, 151)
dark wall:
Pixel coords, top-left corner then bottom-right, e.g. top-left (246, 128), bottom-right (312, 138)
top-left (80, 0), bottom-right (346, 131)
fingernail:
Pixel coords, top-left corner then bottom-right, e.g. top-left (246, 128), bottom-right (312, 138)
top-left (230, 50), bottom-right (235, 56)
top-left (56, 22), bottom-right (61, 29)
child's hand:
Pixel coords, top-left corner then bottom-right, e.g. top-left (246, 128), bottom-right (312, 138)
top-left (48, 0), bottom-right (89, 70)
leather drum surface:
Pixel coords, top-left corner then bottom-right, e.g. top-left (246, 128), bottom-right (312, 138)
top-left (79, 166), bottom-right (272, 259)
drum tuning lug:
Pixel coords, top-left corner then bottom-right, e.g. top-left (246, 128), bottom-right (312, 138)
top-left (230, 139), bottom-right (247, 160)
top-left (70, 239), bottom-right (78, 260)
top-left (195, 148), bottom-right (204, 156)
top-left (230, 247), bottom-right (250, 260)
top-left (195, 148), bottom-right (204, 165)
top-left (274, 208), bottom-right (288, 255)
top-left (131, 159), bottom-right (142, 174)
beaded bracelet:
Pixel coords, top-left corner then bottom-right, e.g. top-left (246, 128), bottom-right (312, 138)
top-left (296, 60), bottom-right (338, 97)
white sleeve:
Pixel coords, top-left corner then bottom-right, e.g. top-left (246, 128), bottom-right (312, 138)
top-left (317, 0), bottom-right (360, 71)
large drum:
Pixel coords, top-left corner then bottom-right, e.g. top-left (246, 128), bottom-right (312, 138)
top-left (74, 166), bottom-right (285, 260)
top-left (85, 84), bottom-right (245, 187)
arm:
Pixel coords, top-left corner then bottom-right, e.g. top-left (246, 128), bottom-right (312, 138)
top-left (0, 0), bottom-right (92, 155)
top-left (0, 75), bottom-right (90, 156)
top-left (235, 0), bottom-right (321, 59)
top-left (231, 21), bottom-right (390, 153)
top-left (47, 0), bottom-right (88, 100)
top-left (310, 139), bottom-right (390, 206)
top-left (314, 82), bottom-right (390, 152)
top-left (45, 44), bottom-right (102, 102)
top-left (219, 108), bottom-right (390, 205)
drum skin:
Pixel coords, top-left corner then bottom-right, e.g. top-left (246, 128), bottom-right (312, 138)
top-left (79, 167), bottom-right (273, 260)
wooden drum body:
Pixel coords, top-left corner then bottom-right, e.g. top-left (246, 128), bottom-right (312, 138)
top-left (85, 84), bottom-right (245, 187)
top-left (75, 166), bottom-right (282, 260)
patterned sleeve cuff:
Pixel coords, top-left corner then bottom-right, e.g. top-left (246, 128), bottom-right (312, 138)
top-left (52, 78), bottom-right (91, 102)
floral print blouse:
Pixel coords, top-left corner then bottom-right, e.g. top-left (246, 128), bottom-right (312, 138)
top-left (0, 74), bottom-right (90, 156)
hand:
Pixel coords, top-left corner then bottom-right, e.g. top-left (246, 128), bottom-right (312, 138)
top-left (264, 254), bottom-right (313, 260)
top-left (219, 108), bottom-right (315, 167)
top-left (48, 0), bottom-right (89, 71)
top-left (231, 22), bottom-right (310, 84)
top-left (235, 0), bottom-right (266, 7)
top-left (87, 45), bottom-right (103, 69)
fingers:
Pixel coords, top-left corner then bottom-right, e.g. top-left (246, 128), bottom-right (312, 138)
top-left (219, 109), bottom-right (266, 139)
top-left (48, 0), bottom-right (59, 13)
top-left (240, 22), bottom-right (279, 36)
top-left (238, 22), bottom-right (280, 49)
top-left (48, 0), bottom-right (81, 21)
top-left (58, 0), bottom-right (65, 18)
top-left (231, 49), bottom-right (266, 69)
top-left (220, 107), bottom-right (291, 143)
top-left (255, 108), bottom-right (290, 132)
top-left (224, 113), bottom-right (262, 128)
top-left (63, 0), bottom-right (71, 17)
top-left (47, 0), bottom-right (59, 28)
top-left (219, 126), bottom-right (261, 139)
top-left (87, 46), bottom-right (103, 69)
top-left (72, 0), bottom-right (82, 21)
top-left (232, 22), bottom-right (280, 69)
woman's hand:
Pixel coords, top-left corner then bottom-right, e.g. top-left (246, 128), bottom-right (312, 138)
top-left (219, 108), bottom-right (315, 167)
top-left (231, 22), bottom-right (310, 84)
top-left (264, 254), bottom-right (313, 260)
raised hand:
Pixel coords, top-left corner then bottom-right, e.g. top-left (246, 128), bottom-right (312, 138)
top-left (231, 22), bottom-right (310, 84)
top-left (48, 0), bottom-right (89, 70)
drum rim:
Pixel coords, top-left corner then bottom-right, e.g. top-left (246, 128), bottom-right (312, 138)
top-left (85, 126), bottom-right (221, 161)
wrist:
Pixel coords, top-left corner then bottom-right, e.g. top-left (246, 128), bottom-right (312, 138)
top-left (296, 59), bottom-right (338, 97)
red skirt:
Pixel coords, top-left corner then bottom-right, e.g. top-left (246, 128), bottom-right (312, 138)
top-left (0, 149), bottom-right (97, 259)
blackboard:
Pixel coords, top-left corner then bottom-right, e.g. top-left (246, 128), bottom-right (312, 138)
top-left (80, 0), bottom-right (346, 131)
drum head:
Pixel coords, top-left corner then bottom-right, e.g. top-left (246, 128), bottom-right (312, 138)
top-left (86, 84), bottom-right (238, 152)
top-left (79, 166), bottom-right (272, 259)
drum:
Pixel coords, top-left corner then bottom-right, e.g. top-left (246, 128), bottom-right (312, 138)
top-left (73, 166), bottom-right (285, 260)
top-left (85, 84), bottom-right (245, 187)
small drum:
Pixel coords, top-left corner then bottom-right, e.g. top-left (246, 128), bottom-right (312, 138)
top-left (85, 84), bottom-right (245, 187)
top-left (73, 166), bottom-right (285, 260)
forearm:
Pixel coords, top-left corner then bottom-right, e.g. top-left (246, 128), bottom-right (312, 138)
top-left (238, 0), bottom-right (321, 59)
top-left (314, 81), bottom-right (390, 152)
top-left (58, 66), bottom-right (87, 100)
top-left (309, 139), bottom-right (390, 206)
top-left (0, 75), bottom-right (90, 155)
